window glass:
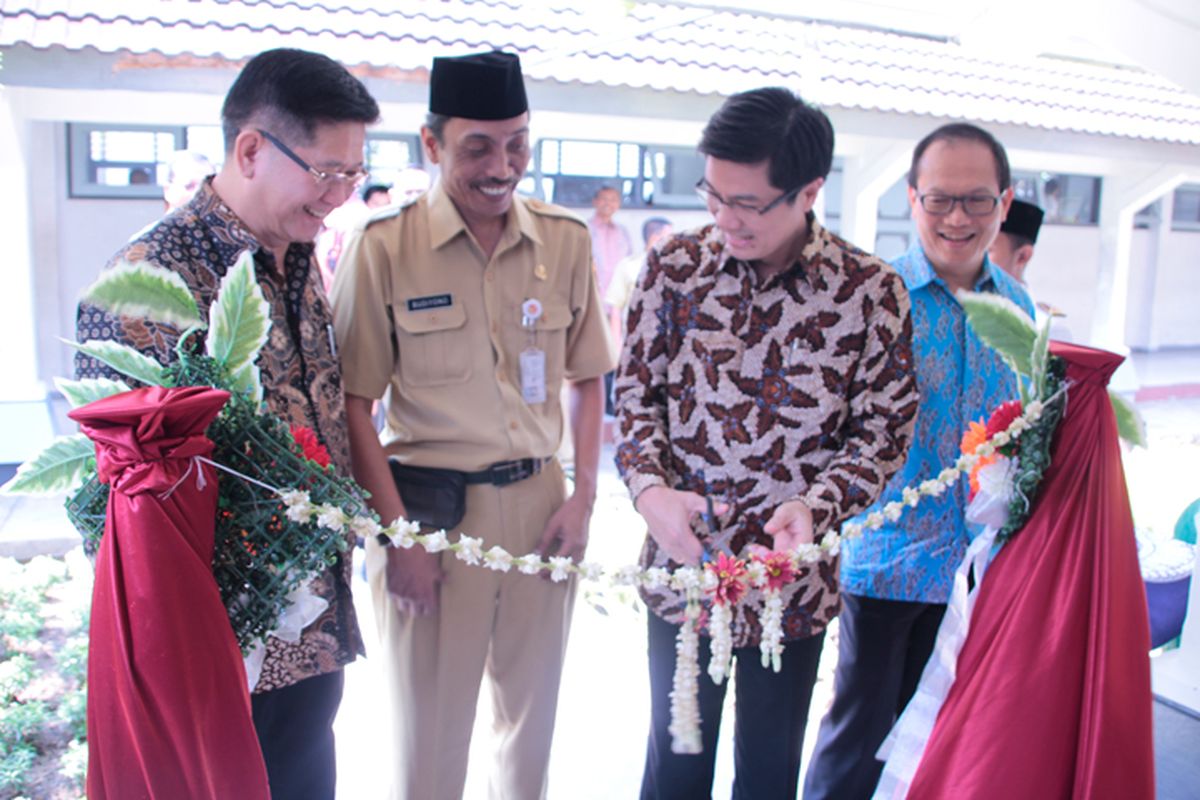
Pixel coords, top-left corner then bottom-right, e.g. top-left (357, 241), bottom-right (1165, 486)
top-left (532, 138), bottom-right (704, 209)
top-left (1011, 170), bottom-right (1101, 225)
top-left (69, 124), bottom-right (184, 198)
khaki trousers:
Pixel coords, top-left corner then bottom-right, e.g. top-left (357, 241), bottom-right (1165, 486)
top-left (367, 461), bottom-right (575, 800)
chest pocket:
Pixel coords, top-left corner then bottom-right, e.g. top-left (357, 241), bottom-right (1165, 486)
top-left (394, 302), bottom-right (471, 388)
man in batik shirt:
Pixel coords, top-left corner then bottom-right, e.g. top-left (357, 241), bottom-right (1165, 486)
top-left (74, 48), bottom-right (379, 800)
top-left (804, 122), bottom-right (1036, 800)
top-left (614, 86), bottom-right (917, 800)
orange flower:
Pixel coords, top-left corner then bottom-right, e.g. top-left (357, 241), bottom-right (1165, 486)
top-left (960, 420), bottom-right (989, 455)
top-left (960, 419), bottom-right (996, 498)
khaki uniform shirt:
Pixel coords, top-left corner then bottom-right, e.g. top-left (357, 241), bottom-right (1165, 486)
top-left (331, 182), bottom-right (615, 468)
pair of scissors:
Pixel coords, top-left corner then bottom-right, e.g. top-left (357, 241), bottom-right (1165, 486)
top-left (700, 495), bottom-right (735, 563)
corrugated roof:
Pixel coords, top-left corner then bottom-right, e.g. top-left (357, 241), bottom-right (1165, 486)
top-left (3, 0), bottom-right (1199, 143)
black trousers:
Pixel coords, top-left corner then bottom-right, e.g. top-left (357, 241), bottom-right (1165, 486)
top-left (803, 594), bottom-right (946, 800)
top-left (250, 669), bottom-right (345, 800)
top-left (641, 611), bottom-right (825, 800)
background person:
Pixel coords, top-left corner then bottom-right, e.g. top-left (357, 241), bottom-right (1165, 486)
top-left (988, 197), bottom-right (1043, 284)
top-left (332, 50), bottom-right (613, 800)
top-left (605, 216), bottom-right (672, 346)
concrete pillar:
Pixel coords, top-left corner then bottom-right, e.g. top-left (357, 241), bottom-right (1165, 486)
top-left (839, 142), bottom-right (911, 253)
top-left (0, 89), bottom-right (54, 464)
top-left (1091, 165), bottom-right (1185, 350)
top-left (1126, 192), bottom-right (1172, 351)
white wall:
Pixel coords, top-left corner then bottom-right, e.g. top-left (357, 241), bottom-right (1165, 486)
top-left (40, 123), bottom-right (164, 381)
top-left (1024, 224), bottom-right (1104, 344)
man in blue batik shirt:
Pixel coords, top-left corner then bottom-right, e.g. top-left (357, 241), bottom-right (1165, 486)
top-left (804, 123), bottom-right (1035, 800)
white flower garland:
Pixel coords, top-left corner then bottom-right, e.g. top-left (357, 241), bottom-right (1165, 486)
top-left (268, 396), bottom-right (1052, 755)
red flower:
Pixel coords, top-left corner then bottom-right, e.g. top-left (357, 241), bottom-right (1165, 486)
top-left (985, 400), bottom-right (1023, 439)
top-left (753, 551), bottom-right (796, 592)
top-left (706, 551), bottom-right (748, 606)
top-left (290, 425), bottom-right (331, 468)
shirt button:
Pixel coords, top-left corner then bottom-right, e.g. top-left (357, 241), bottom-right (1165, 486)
top-left (492, 322), bottom-right (499, 334)
top-left (509, 421), bottom-right (518, 430)
top-left (486, 270), bottom-right (495, 282)
top-left (498, 373), bottom-right (507, 383)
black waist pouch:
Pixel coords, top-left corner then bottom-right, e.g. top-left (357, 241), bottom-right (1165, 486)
top-left (388, 459), bottom-right (467, 530)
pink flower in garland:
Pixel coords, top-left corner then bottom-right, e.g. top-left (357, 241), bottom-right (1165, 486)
top-left (290, 425), bottom-right (331, 468)
top-left (706, 551), bottom-right (748, 606)
top-left (755, 551), bottom-right (796, 592)
top-left (986, 400), bottom-right (1023, 439)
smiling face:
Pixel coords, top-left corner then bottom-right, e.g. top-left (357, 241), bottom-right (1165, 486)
top-left (247, 120), bottom-right (367, 251)
top-left (909, 138), bottom-right (1013, 293)
top-left (702, 156), bottom-right (821, 278)
top-left (423, 113), bottom-right (531, 231)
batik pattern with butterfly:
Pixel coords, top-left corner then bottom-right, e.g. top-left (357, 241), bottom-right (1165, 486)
top-left (614, 214), bottom-right (918, 646)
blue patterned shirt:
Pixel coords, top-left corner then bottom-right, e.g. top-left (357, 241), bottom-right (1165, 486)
top-left (839, 244), bottom-right (1034, 603)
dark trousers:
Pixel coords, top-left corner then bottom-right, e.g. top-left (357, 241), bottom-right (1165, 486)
top-left (641, 611), bottom-right (825, 800)
top-left (250, 669), bottom-right (345, 800)
top-left (803, 594), bottom-right (946, 800)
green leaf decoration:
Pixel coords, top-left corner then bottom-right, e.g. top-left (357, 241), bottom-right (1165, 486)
top-left (206, 251), bottom-right (270, 376)
top-left (53, 376), bottom-right (131, 408)
top-left (0, 434), bottom-right (95, 495)
top-left (1030, 316), bottom-right (1052, 400)
top-left (81, 258), bottom-right (202, 329)
top-left (958, 291), bottom-right (1037, 378)
top-left (228, 361), bottom-right (263, 408)
top-left (67, 339), bottom-right (166, 387)
top-left (1109, 390), bottom-right (1147, 448)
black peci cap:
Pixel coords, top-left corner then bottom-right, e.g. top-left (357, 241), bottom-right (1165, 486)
top-left (1001, 199), bottom-right (1045, 244)
top-left (429, 51), bottom-right (529, 120)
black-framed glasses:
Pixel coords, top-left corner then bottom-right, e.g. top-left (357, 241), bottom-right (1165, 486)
top-left (917, 193), bottom-right (1001, 216)
top-left (695, 178), bottom-right (802, 217)
top-left (257, 129), bottom-right (368, 189)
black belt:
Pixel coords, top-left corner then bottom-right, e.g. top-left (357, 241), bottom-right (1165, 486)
top-left (463, 457), bottom-right (550, 487)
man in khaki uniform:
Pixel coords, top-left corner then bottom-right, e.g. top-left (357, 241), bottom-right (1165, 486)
top-left (331, 51), bottom-right (613, 800)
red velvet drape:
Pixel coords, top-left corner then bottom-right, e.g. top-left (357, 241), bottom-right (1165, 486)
top-left (71, 385), bottom-right (269, 800)
top-left (907, 343), bottom-right (1155, 799)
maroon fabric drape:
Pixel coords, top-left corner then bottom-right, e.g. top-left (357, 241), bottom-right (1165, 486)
top-left (907, 343), bottom-right (1154, 799)
top-left (70, 385), bottom-right (269, 800)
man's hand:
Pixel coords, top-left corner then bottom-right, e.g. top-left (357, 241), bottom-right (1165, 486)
top-left (383, 545), bottom-right (444, 616)
top-left (535, 491), bottom-right (593, 564)
top-left (634, 486), bottom-right (728, 565)
top-left (764, 500), bottom-right (815, 552)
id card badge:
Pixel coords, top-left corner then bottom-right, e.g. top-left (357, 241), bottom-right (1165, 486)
top-left (520, 348), bottom-right (547, 404)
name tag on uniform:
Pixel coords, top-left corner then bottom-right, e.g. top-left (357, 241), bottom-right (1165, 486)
top-left (520, 348), bottom-right (546, 404)
top-left (407, 294), bottom-right (452, 311)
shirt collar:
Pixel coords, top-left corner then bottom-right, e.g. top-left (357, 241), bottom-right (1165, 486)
top-left (191, 177), bottom-right (260, 253)
top-left (427, 180), bottom-right (541, 251)
top-left (714, 211), bottom-right (826, 285)
top-left (904, 243), bottom-right (1000, 293)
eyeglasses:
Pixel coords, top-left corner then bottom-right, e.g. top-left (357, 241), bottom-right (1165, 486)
top-left (695, 179), bottom-right (802, 217)
top-left (257, 129), bottom-right (368, 189)
top-left (917, 193), bottom-right (1001, 217)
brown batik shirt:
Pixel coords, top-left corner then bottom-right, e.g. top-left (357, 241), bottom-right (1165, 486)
top-left (614, 215), bottom-right (917, 647)
top-left (74, 179), bottom-right (364, 692)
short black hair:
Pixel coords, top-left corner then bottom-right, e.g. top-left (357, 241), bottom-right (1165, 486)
top-left (698, 87), bottom-right (834, 194)
top-left (221, 48), bottom-right (379, 153)
top-left (908, 122), bottom-right (1011, 191)
top-left (642, 216), bottom-right (671, 246)
top-left (362, 183), bottom-right (391, 203)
